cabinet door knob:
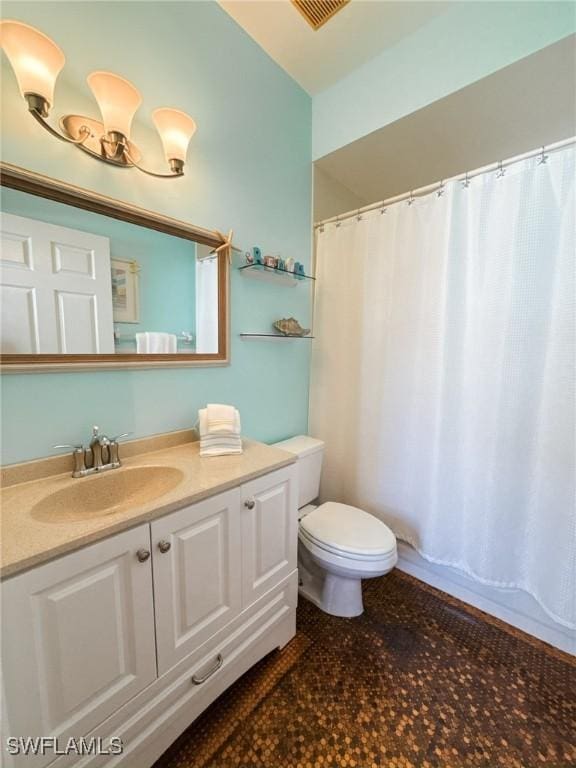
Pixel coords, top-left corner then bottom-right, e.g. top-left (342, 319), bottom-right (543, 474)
top-left (158, 540), bottom-right (171, 553)
top-left (136, 549), bottom-right (151, 563)
top-left (244, 499), bottom-right (255, 510)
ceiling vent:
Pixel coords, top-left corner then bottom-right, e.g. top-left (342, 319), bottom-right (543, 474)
top-left (291, 0), bottom-right (351, 30)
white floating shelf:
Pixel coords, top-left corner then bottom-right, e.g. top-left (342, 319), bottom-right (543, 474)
top-left (240, 333), bottom-right (315, 341)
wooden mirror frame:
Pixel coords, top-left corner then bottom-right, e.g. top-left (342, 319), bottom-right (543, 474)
top-left (0, 163), bottom-right (230, 372)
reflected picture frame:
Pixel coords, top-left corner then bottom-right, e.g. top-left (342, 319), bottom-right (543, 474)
top-left (111, 258), bottom-right (140, 324)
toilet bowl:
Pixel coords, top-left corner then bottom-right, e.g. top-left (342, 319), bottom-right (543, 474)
top-left (272, 437), bottom-right (397, 618)
top-left (298, 502), bottom-right (397, 617)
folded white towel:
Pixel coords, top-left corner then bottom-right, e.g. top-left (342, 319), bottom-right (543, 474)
top-left (199, 407), bottom-right (241, 437)
top-left (206, 403), bottom-right (240, 434)
top-left (200, 435), bottom-right (242, 447)
top-left (200, 445), bottom-right (243, 457)
top-left (198, 405), bottom-right (242, 456)
top-left (136, 332), bottom-right (177, 354)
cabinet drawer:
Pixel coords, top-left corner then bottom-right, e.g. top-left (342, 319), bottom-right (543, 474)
top-left (60, 571), bottom-right (298, 768)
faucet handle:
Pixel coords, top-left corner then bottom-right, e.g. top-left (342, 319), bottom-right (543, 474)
top-left (110, 432), bottom-right (133, 442)
top-left (53, 444), bottom-right (86, 477)
top-left (108, 432), bottom-right (132, 466)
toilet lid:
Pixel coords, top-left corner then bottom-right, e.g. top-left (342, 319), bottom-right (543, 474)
top-left (299, 502), bottom-right (396, 557)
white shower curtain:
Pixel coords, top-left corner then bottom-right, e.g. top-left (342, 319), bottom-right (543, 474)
top-left (310, 146), bottom-right (575, 629)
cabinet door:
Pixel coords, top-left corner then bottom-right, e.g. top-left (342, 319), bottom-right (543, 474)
top-left (1, 525), bottom-right (156, 768)
top-left (151, 488), bottom-right (242, 674)
top-left (241, 465), bottom-right (298, 606)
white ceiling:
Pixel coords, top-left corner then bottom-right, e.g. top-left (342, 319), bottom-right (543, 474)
top-left (218, 1), bottom-right (452, 94)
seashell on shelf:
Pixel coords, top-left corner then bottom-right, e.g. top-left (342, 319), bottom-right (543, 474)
top-left (273, 317), bottom-right (311, 337)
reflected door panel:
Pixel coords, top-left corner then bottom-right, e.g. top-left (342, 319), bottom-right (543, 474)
top-left (0, 213), bottom-right (114, 354)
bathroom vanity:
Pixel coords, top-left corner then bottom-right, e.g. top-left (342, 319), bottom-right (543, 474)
top-left (1, 436), bottom-right (298, 767)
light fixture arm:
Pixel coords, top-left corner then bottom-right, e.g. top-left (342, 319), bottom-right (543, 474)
top-left (26, 95), bottom-right (91, 146)
top-left (123, 146), bottom-right (184, 178)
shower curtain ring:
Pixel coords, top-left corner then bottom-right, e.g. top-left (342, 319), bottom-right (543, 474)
top-left (538, 146), bottom-right (548, 165)
top-left (496, 160), bottom-right (506, 178)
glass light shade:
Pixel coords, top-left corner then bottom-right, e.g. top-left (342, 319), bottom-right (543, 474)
top-left (87, 71), bottom-right (142, 138)
top-left (152, 108), bottom-right (197, 163)
top-left (0, 20), bottom-right (65, 106)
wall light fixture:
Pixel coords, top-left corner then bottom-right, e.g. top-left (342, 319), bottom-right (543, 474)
top-left (0, 20), bottom-right (197, 178)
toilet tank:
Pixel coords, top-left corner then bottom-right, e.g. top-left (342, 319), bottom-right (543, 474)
top-left (272, 435), bottom-right (325, 508)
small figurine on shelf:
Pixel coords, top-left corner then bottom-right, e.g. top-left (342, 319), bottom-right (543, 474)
top-left (277, 258), bottom-right (286, 271)
top-left (264, 255), bottom-right (277, 268)
top-left (284, 257), bottom-right (295, 273)
top-left (245, 251), bottom-right (254, 265)
top-left (293, 261), bottom-right (306, 278)
top-left (252, 247), bottom-right (263, 265)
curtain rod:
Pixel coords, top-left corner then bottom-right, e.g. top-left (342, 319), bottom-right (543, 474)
top-left (314, 137), bottom-right (576, 230)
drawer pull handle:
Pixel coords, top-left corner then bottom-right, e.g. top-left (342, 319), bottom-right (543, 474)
top-left (191, 653), bottom-right (223, 685)
top-left (244, 499), bottom-right (255, 510)
top-left (136, 549), bottom-right (151, 563)
top-left (158, 540), bottom-right (171, 553)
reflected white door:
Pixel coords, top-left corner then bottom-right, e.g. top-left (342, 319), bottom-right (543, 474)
top-left (0, 212), bottom-right (114, 353)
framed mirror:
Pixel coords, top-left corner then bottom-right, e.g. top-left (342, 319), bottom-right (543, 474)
top-left (0, 163), bottom-right (229, 371)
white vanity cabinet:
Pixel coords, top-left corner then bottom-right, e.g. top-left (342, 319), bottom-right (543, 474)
top-left (1, 524), bottom-right (157, 768)
top-left (1, 463), bottom-right (298, 768)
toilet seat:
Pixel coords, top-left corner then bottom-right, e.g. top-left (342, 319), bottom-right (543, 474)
top-left (299, 502), bottom-right (396, 559)
top-left (299, 528), bottom-right (394, 564)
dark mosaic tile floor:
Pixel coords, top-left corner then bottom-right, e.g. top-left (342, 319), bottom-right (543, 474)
top-left (154, 571), bottom-right (576, 768)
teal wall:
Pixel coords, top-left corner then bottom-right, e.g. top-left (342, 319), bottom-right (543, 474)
top-left (313, 1), bottom-right (576, 159)
top-left (2, 189), bottom-right (197, 348)
top-left (0, 1), bottom-right (312, 464)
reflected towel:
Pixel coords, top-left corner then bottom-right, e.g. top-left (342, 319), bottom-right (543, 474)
top-left (136, 332), bottom-right (177, 354)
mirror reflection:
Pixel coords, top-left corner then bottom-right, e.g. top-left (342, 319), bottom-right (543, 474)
top-left (0, 189), bottom-right (219, 355)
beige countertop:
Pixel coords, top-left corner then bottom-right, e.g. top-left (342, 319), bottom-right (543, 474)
top-left (0, 437), bottom-right (295, 579)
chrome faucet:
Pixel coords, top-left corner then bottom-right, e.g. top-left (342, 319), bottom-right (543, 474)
top-left (89, 425), bottom-right (110, 470)
top-left (54, 426), bottom-right (132, 478)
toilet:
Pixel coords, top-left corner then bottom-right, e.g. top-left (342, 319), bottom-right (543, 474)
top-left (272, 436), bottom-right (397, 617)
